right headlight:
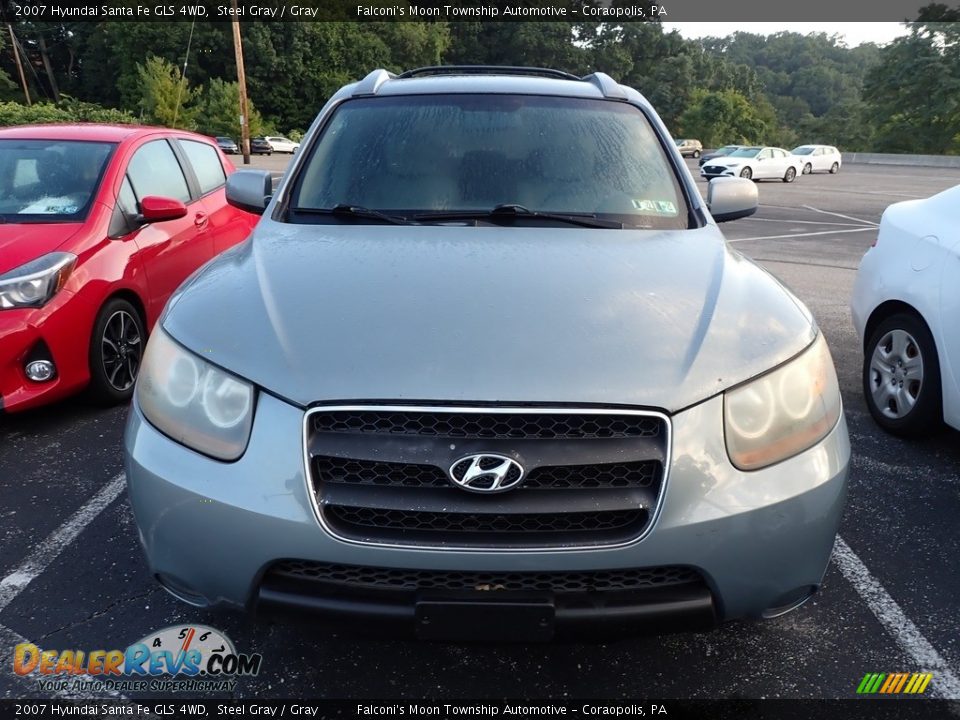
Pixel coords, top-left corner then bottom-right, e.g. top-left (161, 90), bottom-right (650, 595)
top-left (724, 333), bottom-right (842, 471)
top-left (136, 328), bottom-right (255, 461)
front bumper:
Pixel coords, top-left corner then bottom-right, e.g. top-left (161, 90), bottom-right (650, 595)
top-left (0, 292), bottom-right (90, 412)
top-left (124, 391), bottom-right (850, 636)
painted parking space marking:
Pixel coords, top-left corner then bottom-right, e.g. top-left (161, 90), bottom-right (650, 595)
top-left (728, 227), bottom-right (877, 243)
top-left (800, 205), bottom-right (879, 226)
top-left (833, 536), bottom-right (960, 699)
top-left (0, 472), bottom-right (126, 614)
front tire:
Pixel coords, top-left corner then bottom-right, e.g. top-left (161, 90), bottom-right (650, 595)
top-left (740, 167), bottom-right (752, 179)
top-left (863, 312), bottom-right (942, 436)
top-left (87, 298), bottom-right (145, 405)
top-left (830, 162), bottom-right (840, 174)
top-left (692, 149), bottom-right (701, 158)
top-left (783, 166), bottom-right (797, 183)
top-left (803, 163), bottom-right (812, 175)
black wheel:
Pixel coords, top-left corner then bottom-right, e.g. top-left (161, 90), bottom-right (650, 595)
top-left (740, 166), bottom-right (752, 179)
top-left (692, 149), bottom-right (701, 158)
top-left (783, 166), bottom-right (797, 183)
top-left (830, 162), bottom-right (840, 174)
top-left (862, 312), bottom-right (942, 436)
top-left (803, 163), bottom-right (812, 175)
top-left (88, 298), bottom-right (145, 405)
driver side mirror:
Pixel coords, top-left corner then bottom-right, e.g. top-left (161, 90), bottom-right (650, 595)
top-left (139, 196), bottom-right (188, 223)
top-left (707, 177), bottom-right (758, 223)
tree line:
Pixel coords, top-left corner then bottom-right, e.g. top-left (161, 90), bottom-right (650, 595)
top-left (1, 11), bottom-right (958, 154)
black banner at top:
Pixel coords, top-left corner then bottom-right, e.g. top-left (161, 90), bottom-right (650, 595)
top-left (1, 0), bottom-right (958, 23)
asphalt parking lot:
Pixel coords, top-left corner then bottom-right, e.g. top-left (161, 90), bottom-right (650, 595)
top-left (2, 157), bottom-right (959, 701)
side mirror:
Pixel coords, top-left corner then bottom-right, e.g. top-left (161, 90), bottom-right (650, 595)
top-left (140, 196), bottom-right (188, 223)
top-left (226, 170), bottom-right (273, 215)
top-left (707, 177), bottom-right (758, 223)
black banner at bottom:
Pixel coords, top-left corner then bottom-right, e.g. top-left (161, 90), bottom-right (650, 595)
top-left (3, 699), bottom-right (960, 720)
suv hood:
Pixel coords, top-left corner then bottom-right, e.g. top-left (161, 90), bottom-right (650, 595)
top-left (163, 223), bottom-right (814, 412)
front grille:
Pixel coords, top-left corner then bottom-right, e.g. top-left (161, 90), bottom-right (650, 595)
top-left (268, 560), bottom-right (701, 593)
top-left (307, 406), bottom-right (669, 549)
top-left (312, 410), bottom-right (661, 440)
top-left (327, 506), bottom-right (644, 534)
top-left (703, 166), bottom-right (725, 174)
top-left (315, 455), bottom-right (659, 490)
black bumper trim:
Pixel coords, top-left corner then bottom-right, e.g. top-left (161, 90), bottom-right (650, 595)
top-left (255, 574), bottom-right (717, 640)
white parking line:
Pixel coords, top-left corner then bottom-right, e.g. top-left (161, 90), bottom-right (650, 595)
top-left (0, 623), bottom-right (126, 699)
top-left (833, 536), bottom-right (960, 699)
top-left (728, 227), bottom-right (877, 243)
top-left (801, 205), bottom-right (879, 227)
top-left (0, 472), bottom-right (126, 614)
top-left (743, 217), bottom-right (872, 228)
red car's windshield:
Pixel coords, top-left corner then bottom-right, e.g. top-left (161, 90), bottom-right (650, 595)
top-left (0, 140), bottom-right (115, 223)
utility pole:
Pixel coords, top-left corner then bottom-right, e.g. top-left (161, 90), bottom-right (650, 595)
top-left (6, 22), bottom-right (31, 105)
top-left (230, 0), bottom-right (251, 165)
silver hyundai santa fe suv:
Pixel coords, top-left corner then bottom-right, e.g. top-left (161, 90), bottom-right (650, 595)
top-left (124, 66), bottom-right (850, 641)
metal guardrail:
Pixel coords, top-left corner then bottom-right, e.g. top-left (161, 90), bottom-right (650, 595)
top-left (844, 152), bottom-right (960, 168)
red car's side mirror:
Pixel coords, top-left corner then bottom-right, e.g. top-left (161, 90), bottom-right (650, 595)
top-left (140, 196), bottom-right (188, 223)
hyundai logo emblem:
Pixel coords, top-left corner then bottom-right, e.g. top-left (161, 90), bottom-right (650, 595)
top-left (448, 454), bottom-right (525, 493)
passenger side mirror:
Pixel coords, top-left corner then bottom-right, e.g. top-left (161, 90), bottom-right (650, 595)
top-left (226, 170), bottom-right (273, 215)
top-left (707, 177), bottom-right (758, 223)
top-left (139, 196), bottom-right (188, 223)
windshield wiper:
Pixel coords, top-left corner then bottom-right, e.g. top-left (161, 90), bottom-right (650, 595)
top-left (289, 204), bottom-right (419, 225)
top-left (414, 204), bottom-right (623, 229)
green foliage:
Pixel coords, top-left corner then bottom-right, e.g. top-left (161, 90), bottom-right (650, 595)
top-left (197, 78), bottom-right (264, 140)
top-left (0, 34), bottom-right (18, 101)
top-left (0, 98), bottom-right (135, 127)
top-left (678, 89), bottom-right (772, 147)
top-left (136, 55), bottom-right (200, 129)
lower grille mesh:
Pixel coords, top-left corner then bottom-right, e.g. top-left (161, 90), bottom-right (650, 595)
top-left (269, 560), bottom-right (701, 593)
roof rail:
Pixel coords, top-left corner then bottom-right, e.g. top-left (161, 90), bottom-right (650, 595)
top-left (581, 72), bottom-right (627, 100)
top-left (352, 69), bottom-right (396, 97)
top-left (398, 66), bottom-right (582, 81)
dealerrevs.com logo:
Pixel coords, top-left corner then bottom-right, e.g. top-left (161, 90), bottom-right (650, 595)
top-left (13, 624), bottom-right (262, 693)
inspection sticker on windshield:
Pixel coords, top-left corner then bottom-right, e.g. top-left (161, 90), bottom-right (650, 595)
top-left (632, 199), bottom-right (677, 215)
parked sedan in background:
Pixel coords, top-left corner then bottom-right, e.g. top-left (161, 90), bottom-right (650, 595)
top-left (215, 136), bottom-right (239, 155)
top-left (851, 183), bottom-right (960, 436)
top-left (264, 135), bottom-right (300, 153)
top-left (701, 146), bottom-right (801, 183)
top-left (792, 145), bottom-right (842, 175)
top-left (251, 137), bottom-right (273, 155)
top-left (698, 144), bottom-right (744, 167)
top-left (0, 124), bottom-right (258, 412)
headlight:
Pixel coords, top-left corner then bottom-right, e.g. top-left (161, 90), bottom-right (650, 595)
top-left (136, 328), bottom-right (255, 461)
top-left (0, 252), bottom-right (76, 309)
top-left (724, 334), bottom-right (842, 471)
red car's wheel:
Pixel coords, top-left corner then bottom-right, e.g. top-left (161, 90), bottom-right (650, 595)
top-left (87, 298), bottom-right (146, 405)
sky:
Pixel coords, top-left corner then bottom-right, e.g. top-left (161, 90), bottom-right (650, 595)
top-left (662, 22), bottom-right (910, 47)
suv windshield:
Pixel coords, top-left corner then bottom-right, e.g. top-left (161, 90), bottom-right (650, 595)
top-left (0, 140), bottom-right (115, 223)
top-left (289, 94), bottom-right (690, 230)
top-left (728, 147), bottom-right (762, 158)
top-left (791, 147), bottom-right (814, 155)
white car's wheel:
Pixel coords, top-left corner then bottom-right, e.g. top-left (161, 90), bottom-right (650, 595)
top-left (863, 312), bottom-right (942, 436)
top-left (783, 166), bottom-right (797, 183)
top-left (830, 162), bottom-right (840, 174)
top-left (803, 163), bottom-right (812, 175)
top-left (739, 166), bottom-right (752, 180)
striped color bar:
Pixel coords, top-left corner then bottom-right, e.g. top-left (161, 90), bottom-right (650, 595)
top-left (857, 673), bottom-right (933, 694)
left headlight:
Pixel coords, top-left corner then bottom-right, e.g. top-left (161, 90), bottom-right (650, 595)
top-left (724, 333), bottom-right (842, 471)
top-left (136, 327), bottom-right (255, 461)
top-left (0, 252), bottom-right (77, 309)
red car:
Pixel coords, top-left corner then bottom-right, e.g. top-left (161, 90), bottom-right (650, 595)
top-left (0, 124), bottom-right (260, 413)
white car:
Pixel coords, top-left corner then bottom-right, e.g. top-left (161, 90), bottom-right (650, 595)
top-left (851, 184), bottom-right (960, 436)
top-left (264, 135), bottom-right (300, 153)
top-left (791, 145), bottom-right (842, 175)
top-left (700, 146), bottom-right (801, 183)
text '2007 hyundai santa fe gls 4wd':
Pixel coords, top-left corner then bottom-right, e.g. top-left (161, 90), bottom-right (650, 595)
top-left (123, 67), bottom-right (850, 642)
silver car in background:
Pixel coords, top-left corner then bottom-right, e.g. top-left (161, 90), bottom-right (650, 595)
top-left (124, 67), bottom-right (849, 641)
